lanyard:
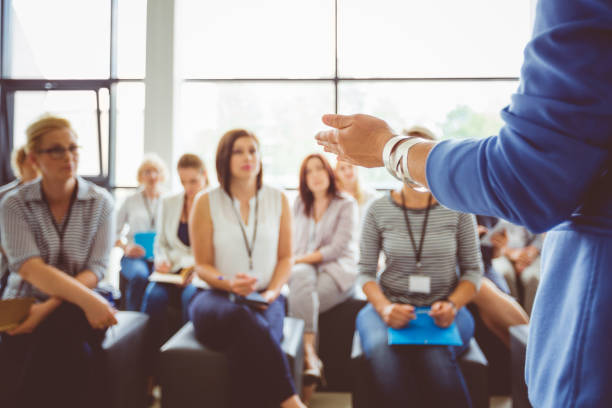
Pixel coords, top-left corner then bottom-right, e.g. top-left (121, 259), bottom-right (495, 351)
top-left (41, 182), bottom-right (78, 267)
top-left (230, 194), bottom-right (259, 270)
top-left (141, 191), bottom-right (157, 229)
top-left (401, 191), bottom-right (432, 270)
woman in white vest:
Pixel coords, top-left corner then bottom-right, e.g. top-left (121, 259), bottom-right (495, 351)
top-left (189, 129), bottom-right (305, 408)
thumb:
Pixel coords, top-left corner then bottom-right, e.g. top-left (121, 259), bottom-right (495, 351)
top-left (322, 114), bottom-right (354, 129)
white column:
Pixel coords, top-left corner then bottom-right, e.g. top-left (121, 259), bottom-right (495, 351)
top-left (144, 0), bottom-right (176, 190)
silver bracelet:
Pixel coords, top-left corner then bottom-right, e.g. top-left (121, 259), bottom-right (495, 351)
top-left (394, 137), bottom-right (426, 187)
top-left (382, 135), bottom-right (410, 181)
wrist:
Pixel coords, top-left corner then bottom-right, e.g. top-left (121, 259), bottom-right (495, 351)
top-left (444, 298), bottom-right (458, 313)
top-left (374, 299), bottom-right (392, 315)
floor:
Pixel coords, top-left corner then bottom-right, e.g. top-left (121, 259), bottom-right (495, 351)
top-left (152, 391), bottom-right (512, 407)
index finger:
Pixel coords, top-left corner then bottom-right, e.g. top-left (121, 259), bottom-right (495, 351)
top-left (321, 114), bottom-right (354, 129)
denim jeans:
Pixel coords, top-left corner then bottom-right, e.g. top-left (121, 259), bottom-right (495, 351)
top-left (356, 303), bottom-right (474, 408)
top-left (189, 290), bottom-right (296, 408)
top-left (141, 282), bottom-right (199, 347)
top-left (120, 256), bottom-right (153, 311)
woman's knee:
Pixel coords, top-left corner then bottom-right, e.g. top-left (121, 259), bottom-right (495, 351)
top-left (289, 264), bottom-right (317, 292)
top-left (141, 283), bottom-right (170, 313)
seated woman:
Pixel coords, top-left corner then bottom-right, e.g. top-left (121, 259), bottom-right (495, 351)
top-left (1, 145), bottom-right (40, 297)
top-left (0, 115), bottom-right (117, 408)
top-left (334, 159), bottom-right (377, 222)
top-left (357, 178), bottom-right (482, 407)
top-left (0, 145), bottom-right (39, 195)
top-left (189, 129), bottom-right (306, 408)
top-left (289, 153), bottom-right (358, 400)
top-left (141, 153), bottom-right (208, 347)
top-left (115, 153), bottom-right (166, 311)
top-left (402, 127), bottom-right (529, 347)
top-left (490, 223), bottom-right (543, 315)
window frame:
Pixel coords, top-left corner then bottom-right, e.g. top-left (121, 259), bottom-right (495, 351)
top-left (179, 0), bottom-right (522, 189)
top-left (0, 0), bottom-right (145, 189)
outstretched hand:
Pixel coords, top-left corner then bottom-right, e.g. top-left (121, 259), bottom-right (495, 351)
top-left (315, 114), bottom-right (395, 168)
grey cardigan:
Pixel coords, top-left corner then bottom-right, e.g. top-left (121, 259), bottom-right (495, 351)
top-left (292, 193), bottom-right (358, 292)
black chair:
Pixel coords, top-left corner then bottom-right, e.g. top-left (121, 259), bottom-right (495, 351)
top-left (159, 318), bottom-right (305, 408)
top-left (509, 324), bottom-right (532, 408)
top-left (318, 296), bottom-right (368, 392)
top-left (102, 311), bottom-right (149, 408)
top-left (351, 332), bottom-right (489, 408)
top-left (468, 303), bottom-right (512, 396)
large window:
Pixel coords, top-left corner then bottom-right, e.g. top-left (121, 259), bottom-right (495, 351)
top-left (177, 0), bottom-right (532, 189)
top-left (0, 0), bottom-right (147, 187)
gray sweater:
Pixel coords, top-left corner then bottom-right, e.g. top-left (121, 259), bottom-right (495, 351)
top-left (359, 193), bottom-right (483, 306)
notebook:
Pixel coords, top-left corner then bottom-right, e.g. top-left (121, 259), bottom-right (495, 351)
top-left (133, 231), bottom-right (156, 260)
top-left (149, 267), bottom-right (194, 285)
top-left (387, 307), bottom-right (463, 346)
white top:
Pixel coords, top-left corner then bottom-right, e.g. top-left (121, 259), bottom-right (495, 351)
top-left (154, 192), bottom-right (194, 271)
top-left (116, 189), bottom-right (161, 243)
top-left (208, 185), bottom-right (283, 290)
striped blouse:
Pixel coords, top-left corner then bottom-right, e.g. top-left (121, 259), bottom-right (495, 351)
top-left (0, 177), bottom-right (114, 301)
top-left (359, 193), bottom-right (483, 306)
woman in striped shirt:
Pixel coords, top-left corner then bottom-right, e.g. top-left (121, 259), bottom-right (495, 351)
top-left (0, 115), bottom-right (117, 408)
top-left (357, 182), bottom-right (482, 407)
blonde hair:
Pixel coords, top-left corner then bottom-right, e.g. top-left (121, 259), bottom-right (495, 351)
top-left (137, 153), bottom-right (168, 184)
top-left (335, 160), bottom-right (366, 205)
top-left (10, 145), bottom-right (28, 179)
top-left (402, 125), bottom-right (437, 141)
top-left (25, 115), bottom-right (74, 154)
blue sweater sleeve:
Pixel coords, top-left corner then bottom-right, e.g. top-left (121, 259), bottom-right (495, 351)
top-left (426, 0), bottom-right (612, 233)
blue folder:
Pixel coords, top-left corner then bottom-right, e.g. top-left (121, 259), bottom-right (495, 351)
top-left (387, 307), bottom-right (463, 346)
top-left (133, 231), bottom-right (156, 261)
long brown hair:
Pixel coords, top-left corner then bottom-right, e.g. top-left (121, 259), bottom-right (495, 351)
top-left (298, 153), bottom-right (340, 216)
top-left (216, 129), bottom-right (263, 196)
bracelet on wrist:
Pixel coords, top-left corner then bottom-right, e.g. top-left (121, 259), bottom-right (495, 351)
top-left (382, 135), bottom-right (428, 191)
top-left (444, 298), bottom-right (458, 312)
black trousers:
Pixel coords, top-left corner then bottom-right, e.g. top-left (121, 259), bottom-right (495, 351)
top-left (0, 302), bottom-right (107, 408)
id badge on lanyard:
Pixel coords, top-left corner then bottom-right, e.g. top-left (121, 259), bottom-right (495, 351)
top-left (409, 274), bottom-right (431, 294)
top-left (400, 191), bottom-right (433, 295)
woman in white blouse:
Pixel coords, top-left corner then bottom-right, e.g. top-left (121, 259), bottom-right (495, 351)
top-left (189, 129), bottom-right (306, 408)
top-left (115, 154), bottom-right (166, 311)
top-left (141, 154), bottom-right (208, 347)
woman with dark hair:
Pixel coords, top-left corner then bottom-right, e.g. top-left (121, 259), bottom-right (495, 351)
top-left (289, 153), bottom-right (358, 401)
top-left (189, 129), bottom-right (305, 408)
top-left (140, 153), bottom-right (209, 375)
top-left (0, 115), bottom-right (116, 407)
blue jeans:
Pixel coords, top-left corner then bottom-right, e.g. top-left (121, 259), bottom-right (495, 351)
top-left (0, 303), bottom-right (108, 408)
top-left (356, 303), bottom-right (474, 408)
top-left (120, 256), bottom-right (153, 311)
top-left (189, 290), bottom-right (296, 408)
top-left (141, 282), bottom-right (200, 347)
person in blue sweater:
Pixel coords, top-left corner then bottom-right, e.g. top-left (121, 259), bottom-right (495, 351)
top-left (315, 1), bottom-right (611, 406)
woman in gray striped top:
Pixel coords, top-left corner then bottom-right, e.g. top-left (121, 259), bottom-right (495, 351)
top-left (357, 181), bottom-right (482, 408)
top-left (0, 115), bottom-right (117, 408)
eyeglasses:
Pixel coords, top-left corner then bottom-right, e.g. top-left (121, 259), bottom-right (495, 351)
top-left (37, 145), bottom-right (81, 160)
